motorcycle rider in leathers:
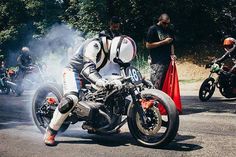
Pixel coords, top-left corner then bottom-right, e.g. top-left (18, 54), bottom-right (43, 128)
top-left (44, 35), bottom-right (137, 146)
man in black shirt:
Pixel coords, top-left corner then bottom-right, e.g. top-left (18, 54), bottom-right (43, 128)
top-left (99, 16), bottom-right (122, 39)
top-left (146, 13), bottom-right (175, 89)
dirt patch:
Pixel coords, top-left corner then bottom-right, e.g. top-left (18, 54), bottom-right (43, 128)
top-left (176, 61), bottom-right (209, 81)
top-left (140, 61), bottom-right (210, 82)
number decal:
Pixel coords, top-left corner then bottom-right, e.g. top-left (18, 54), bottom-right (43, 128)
top-left (126, 66), bottom-right (142, 85)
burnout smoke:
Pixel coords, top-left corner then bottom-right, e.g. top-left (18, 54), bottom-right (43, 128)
top-left (28, 24), bottom-right (85, 84)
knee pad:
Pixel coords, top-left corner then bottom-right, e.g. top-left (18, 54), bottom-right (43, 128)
top-left (58, 97), bottom-right (74, 114)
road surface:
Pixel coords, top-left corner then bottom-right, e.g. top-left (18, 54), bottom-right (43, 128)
top-left (0, 82), bottom-right (236, 157)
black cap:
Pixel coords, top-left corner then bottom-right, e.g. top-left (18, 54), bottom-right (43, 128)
top-left (111, 16), bottom-right (120, 24)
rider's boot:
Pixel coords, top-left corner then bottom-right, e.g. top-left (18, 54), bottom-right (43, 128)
top-left (44, 127), bottom-right (57, 146)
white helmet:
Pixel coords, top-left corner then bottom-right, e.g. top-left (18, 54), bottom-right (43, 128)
top-left (110, 36), bottom-right (137, 63)
top-left (101, 36), bottom-right (111, 53)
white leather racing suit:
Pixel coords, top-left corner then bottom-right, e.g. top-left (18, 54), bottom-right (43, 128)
top-left (49, 38), bottom-right (120, 131)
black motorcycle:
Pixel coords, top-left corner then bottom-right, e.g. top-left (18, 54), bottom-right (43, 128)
top-left (32, 63), bottom-right (179, 148)
top-left (6, 63), bottom-right (55, 96)
top-left (199, 62), bottom-right (236, 101)
top-left (0, 71), bottom-right (10, 94)
top-left (4, 68), bottom-right (24, 96)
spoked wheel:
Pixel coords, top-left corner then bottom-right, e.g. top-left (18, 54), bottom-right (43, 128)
top-left (199, 77), bottom-right (215, 101)
top-left (32, 83), bottom-right (69, 134)
top-left (127, 89), bottom-right (179, 148)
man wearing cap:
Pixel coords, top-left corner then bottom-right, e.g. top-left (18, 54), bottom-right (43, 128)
top-left (99, 16), bottom-right (122, 39)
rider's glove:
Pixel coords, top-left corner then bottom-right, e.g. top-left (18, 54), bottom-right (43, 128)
top-left (95, 78), bottom-right (107, 88)
top-left (109, 80), bottom-right (123, 90)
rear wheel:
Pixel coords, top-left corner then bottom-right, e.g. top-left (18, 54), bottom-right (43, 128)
top-left (127, 89), bottom-right (179, 148)
top-left (32, 83), bottom-right (69, 134)
top-left (199, 77), bottom-right (215, 101)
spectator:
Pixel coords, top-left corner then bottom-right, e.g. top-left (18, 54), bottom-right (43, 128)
top-left (146, 13), bottom-right (176, 89)
top-left (99, 16), bottom-right (122, 39)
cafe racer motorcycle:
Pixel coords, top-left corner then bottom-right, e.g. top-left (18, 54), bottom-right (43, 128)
top-left (32, 64), bottom-right (179, 148)
top-left (199, 62), bottom-right (236, 101)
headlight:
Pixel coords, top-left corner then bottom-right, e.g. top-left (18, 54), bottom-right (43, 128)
top-left (211, 63), bottom-right (220, 73)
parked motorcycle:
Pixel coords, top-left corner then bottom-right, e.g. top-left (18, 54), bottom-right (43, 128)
top-left (32, 62), bottom-right (179, 148)
top-left (199, 62), bottom-right (236, 101)
top-left (4, 68), bottom-right (24, 96)
top-left (0, 70), bottom-right (10, 94)
top-left (5, 63), bottom-right (55, 96)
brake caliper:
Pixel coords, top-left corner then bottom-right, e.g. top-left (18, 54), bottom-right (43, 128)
top-left (46, 97), bottom-right (57, 105)
top-left (139, 98), bottom-right (154, 109)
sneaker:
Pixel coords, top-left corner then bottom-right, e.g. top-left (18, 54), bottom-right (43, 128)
top-left (44, 128), bottom-right (57, 146)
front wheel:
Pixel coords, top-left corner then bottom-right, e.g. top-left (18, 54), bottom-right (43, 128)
top-left (32, 83), bottom-right (70, 134)
top-left (199, 77), bottom-right (215, 101)
top-left (1, 86), bottom-right (10, 94)
top-left (127, 89), bottom-right (179, 148)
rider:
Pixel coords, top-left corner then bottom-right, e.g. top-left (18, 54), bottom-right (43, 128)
top-left (0, 55), bottom-right (6, 77)
top-left (16, 47), bottom-right (33, 88)
top-left (44, 35), bottom-right (137, 146)
top-left (215, 37), bottom-right (236, 86)
top-left (0, 61), bottom-right (7, 86)
top-left (215, 37), bottom-right (236, 68)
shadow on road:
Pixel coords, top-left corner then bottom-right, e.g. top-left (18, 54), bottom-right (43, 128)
top-left (163, 134), bottom-right (203, 151)
top-left (58, 131), bottom-right (135, 147)
top-left (57, 130), bottom-right (202, 151)
top-left (181, 96), bottom-right (236, 115)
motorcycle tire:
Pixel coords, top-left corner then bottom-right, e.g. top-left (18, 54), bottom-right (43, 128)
top-left (32, 83), bottom-right (69, 134)
top-left (1, 86), bottom-right (10, 94)
top-left (199, 77), bottom-right (215, 102)
top-left (127, 89), bottom-right (179, 148)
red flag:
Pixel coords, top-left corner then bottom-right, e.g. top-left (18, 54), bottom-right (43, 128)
top-left (159, 61), bottom-right (182, 114)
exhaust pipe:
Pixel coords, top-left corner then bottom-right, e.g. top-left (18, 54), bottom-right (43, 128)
top-left (5, 80), bottom-right (18, 90)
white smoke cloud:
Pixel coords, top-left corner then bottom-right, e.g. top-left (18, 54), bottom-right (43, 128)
top-left (28, 23), bottom-right (85, 84)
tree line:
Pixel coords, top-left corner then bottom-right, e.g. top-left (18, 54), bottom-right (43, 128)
top-left (0, 0), bottom-right (235, 59)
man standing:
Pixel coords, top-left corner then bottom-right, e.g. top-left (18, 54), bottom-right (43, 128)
top-left (146, 13), bottom-right (175, 89)
top-left (99, 16), bottom-right (122, 39)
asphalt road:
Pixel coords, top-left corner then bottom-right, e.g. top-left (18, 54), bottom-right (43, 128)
top-left (0, 83), bottom-right (236, 157)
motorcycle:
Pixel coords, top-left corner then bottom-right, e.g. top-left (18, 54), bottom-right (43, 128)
top-left (199, 62), bottom-right (236, 101)
top-left (32, 61), bottom-right (179, 148)
top-left (6, 63), bottom-right (55, 96)
top-left (0, 70), bottom-right (11, 94)
top-left (3, 68), bottom-right (24, 96)
top-left (21, 63), bottom-right (48, 90)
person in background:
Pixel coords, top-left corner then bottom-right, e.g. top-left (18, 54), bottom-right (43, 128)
top-left (145, 13), bottom-right (176, 89)
top-left (215, 37), bottom-right (236, 66)
top-left (16, 47), bottom-right (33, 89)
top-left (215, 37), bottom-right (236, 84)
top-left (99, 16), bottom-right (122, 39)
top-left (0, 59), bottom-right (7, 78)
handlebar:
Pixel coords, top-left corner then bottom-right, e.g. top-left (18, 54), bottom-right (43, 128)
top-left (104, 77), bottom-right (133, 90)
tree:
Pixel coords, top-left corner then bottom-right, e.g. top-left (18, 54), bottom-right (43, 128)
top-left (61, 0), bottom-right (107, 37)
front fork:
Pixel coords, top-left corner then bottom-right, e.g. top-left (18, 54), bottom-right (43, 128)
top-left (129, 88), bottom-right (148, 126)
top-left (209, 72), bottom-right (219, 88)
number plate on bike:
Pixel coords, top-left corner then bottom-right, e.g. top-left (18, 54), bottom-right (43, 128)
top-left (126, 66), bottom-right (143, 85)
